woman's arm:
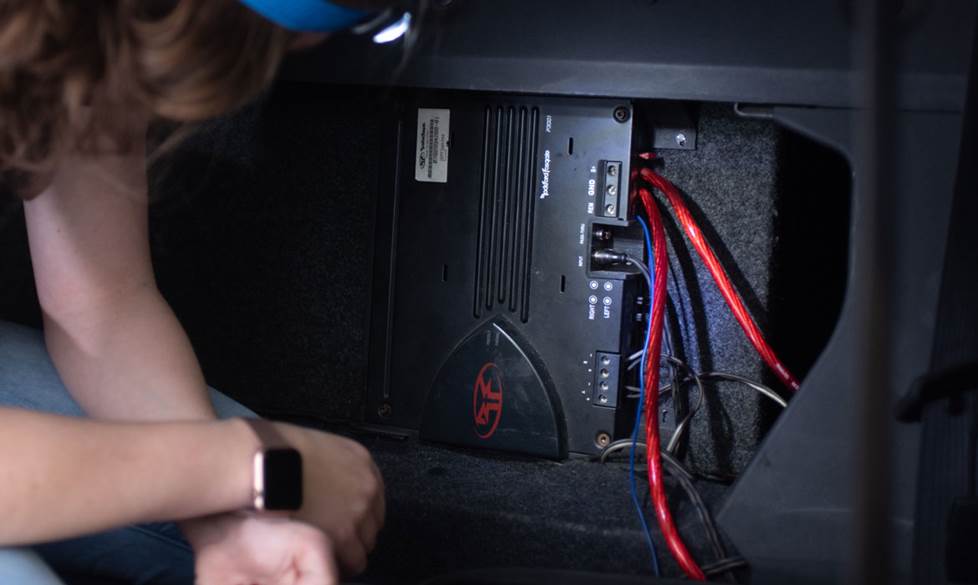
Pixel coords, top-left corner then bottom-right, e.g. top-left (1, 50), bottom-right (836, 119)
top-left (22, 134), bottom-right (383, 573)
top-left (0, 409), bottom-right (254, 545)
top-left (23, 143), bottom-right (214, 421)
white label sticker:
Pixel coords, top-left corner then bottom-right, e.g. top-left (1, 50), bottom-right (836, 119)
top-left (415, 108), bottom-right (451, 183)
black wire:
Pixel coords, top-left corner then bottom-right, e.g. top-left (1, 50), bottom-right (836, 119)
top-left (624, 250), bottom-right (727, 574)
top-left (624, 254), bottom-right (675, 357)
top-left (626, 365), bottom-right (789, 405)
top-left (665, 368), bottom-right (706, 454)
top-left (697, 371), bottom-right (788, 408)
top-left (625, 253), bottom-right (704, 457)
top-left (598, 441), bottom-right (730, 569)
top-left (660, 451), bottom-right (727, 563)
top-left (626, 350), bottom-right (697, 451)
top-left (702, 556), bottom-right (749, 577)
top-left (625, 361), bottom-right (786, 451)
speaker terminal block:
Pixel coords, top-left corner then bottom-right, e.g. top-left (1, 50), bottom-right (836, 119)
top-left (597, 161), bottom-right (623, 219)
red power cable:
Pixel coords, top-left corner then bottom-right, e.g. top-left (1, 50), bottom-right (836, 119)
top-left (638, 166), bottom-right (801, 392)
top-left (634, 185), bottom-right (707, 581)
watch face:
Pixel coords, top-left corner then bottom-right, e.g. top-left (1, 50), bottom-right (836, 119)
top-left (262, 448), bottom-right (303, 511)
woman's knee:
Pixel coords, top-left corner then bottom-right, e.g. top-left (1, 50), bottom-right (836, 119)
top-left (0, 320), bottom-right (254, 419)
top-left (0, 321), bottom-right (84, 416)
top-left (0, 548), bottom-right (67, 585)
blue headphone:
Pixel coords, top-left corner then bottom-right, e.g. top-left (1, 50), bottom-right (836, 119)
top-left (238, 0), bottom-right (374, 32)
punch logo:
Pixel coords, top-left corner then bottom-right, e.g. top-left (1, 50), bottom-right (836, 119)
top-left (472, 362), bottom-right (503, 439)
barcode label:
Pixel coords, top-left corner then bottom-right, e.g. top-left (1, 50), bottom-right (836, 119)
top-left (415, 108), bottom-right (451, 183)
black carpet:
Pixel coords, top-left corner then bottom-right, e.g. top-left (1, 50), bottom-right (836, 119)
top-left (649, 105), bottom-right (782, 477)
top-left (350, 433), bottom-right (735, 583)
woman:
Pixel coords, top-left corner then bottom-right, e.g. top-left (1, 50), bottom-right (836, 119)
top-left (0, 1), bottom-right (396, 583)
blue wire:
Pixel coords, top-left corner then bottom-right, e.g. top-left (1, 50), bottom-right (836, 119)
top-left (636, 215), bottom-right (655, 282)
top-left (635, 213), bottom-right (674, 357)
top-left (630, 215), bottom-right (661, 576)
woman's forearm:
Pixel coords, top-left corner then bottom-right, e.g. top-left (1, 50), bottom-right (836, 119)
top-left (41, 286), bottom-right (215, 421)
top-left (40, 288), bottom-right (229, 544)
top-left (22, 150), bottom-right (257, 548)
top-left (0, 409), bottom-right (255, 545)
top-left (25, 150), bottom-right (216, 422)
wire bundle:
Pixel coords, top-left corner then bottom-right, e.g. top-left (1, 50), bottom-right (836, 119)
top-left (631, 181), bottom-right (707, 580)
top-left (637, 163), bottom-right (800, 392)
top-left (625, 156), bottom-right (800, 580)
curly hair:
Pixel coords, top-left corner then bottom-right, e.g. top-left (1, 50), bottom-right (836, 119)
top-left (0, 0), bottom-right (301, 192)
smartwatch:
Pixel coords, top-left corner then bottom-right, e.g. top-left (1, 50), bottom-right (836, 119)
top-left (241, 418), bottom-right (304, 512)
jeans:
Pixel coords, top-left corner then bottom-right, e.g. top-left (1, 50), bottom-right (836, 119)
top-left (0, 320), bottom-right (255, 585)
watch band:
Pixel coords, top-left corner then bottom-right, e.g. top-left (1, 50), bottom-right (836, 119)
top-left (241, 418), bottom-right (304, 512)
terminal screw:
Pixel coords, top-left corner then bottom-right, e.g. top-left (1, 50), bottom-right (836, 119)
top-left (596, 432), bottom-right (612, 448)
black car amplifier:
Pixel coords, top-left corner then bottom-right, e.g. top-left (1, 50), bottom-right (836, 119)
top-left (367, 93), bottom-right (644, 458)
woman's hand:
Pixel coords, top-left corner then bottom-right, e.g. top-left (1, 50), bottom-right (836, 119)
top-left (276, 426), bottom-right (386, 575)
top-left (188, 513), bottom-right (338, 585)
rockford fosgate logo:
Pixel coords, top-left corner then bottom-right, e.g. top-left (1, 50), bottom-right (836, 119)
top-left (473, 362), bottom-right (503, 439)
top-left (539, 149), bottom-right (552, 199)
